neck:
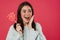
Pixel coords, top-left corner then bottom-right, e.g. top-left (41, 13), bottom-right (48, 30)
top-left (23, 21), bottom-right (29, 26)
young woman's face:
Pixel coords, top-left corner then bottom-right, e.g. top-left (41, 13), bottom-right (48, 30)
top-left (21, 5), bottom-right (32, 23)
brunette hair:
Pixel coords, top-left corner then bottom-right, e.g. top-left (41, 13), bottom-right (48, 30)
top-left (14, 1), bottom-right (36, 32)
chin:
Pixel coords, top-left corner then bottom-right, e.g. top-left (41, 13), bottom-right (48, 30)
top-left (23, 18), bottom-right (30, 23)
top-left (25, 21), bottom-right (29, 23)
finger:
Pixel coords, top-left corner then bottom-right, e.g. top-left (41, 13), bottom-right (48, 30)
top-left (29, 15), bottom-right (34, 25)
top-left (16, 23), bottom-right (22, 31)
top-left (16, 23), bottom-right (20, 27)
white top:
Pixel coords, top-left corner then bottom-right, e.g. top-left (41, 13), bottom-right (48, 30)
top-left (6, 22), bottom-right (46, 40)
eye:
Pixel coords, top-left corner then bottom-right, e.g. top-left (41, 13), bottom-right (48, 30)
top-left (28, 9), bottom-right (32, 13)
top-left (23, 10), bottom-right (26, 13)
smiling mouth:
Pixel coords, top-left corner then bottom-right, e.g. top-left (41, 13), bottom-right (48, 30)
top-left (24, 17), bottom-right (30, 20)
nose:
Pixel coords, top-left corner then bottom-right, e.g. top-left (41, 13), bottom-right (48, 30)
top-left (25, 11), bottom-right (29, 15)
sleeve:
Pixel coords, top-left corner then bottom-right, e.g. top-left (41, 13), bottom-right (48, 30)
top-left (6, 25), bottom-right (23, 40)
top-left (35, 23), bottom-right (46, 40)
top-left (24, 26), bottom-right (37, 40)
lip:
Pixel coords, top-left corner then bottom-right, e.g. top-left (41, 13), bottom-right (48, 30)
top-left (24, 17), bottom-right (30, 20)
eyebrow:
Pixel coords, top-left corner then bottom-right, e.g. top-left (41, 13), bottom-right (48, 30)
top-left (22, 8), bottom-right (31, 11)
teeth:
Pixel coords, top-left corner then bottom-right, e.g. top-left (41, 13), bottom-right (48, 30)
top-left (24, 17), bottom-right (29, 19)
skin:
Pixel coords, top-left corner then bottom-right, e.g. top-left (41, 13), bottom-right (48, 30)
top-left (21, 5), bottom-right (32, 25)
top-left (16, 5), bottom-right (34, 35)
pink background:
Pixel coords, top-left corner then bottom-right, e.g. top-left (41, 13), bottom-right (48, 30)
top-left (0, 0), bottom-right (60, 40)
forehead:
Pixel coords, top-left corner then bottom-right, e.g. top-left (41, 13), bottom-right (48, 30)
top-left (22, 5), bottom-right (31, 10)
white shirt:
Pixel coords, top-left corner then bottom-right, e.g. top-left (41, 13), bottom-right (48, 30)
top-left (6, 22), bottom-right (46, 40)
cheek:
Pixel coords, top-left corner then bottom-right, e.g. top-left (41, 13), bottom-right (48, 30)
top-left (21, 13), bottom-right (24, 18)
top-left (29, 13), bottom-right (32, 17)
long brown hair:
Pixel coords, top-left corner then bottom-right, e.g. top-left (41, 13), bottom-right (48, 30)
top-left (14, 1), bottom-right (36, 32)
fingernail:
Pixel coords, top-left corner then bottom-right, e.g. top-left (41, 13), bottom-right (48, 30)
top-left (33, 15), bottom-right (35, 17)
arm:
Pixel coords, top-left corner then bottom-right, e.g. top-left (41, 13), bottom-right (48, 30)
top-left (36, 23), bottom-right (46, 40)
top-left (6, 25), bottom-right (23, 40)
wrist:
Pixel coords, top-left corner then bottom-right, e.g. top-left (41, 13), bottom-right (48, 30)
top-left (28, 25), bottom-right (32, 29)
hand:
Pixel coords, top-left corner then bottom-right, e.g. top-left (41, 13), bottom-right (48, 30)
top-left (26, 16), bottom-right (34, 29)
top-left (16, 23), bottom-right (22, 35)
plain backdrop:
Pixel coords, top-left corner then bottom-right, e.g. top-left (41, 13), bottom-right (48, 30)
top-left (0, 0), bottom-right (60, 40)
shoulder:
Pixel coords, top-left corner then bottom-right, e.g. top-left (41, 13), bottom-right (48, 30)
top-left (35, 22), bottom-right (42, 28)
top-left (8, 24), bottom-right (17, 33)
top-left (9, 25), bottom-right (14, 31)
top-left (7, 24), bottom-right (19, 35)
top-left (35, 22), bottom-right (42, 31)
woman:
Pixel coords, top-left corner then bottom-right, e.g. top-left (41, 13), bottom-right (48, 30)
top-left (6, 1), bottom-right (46, 40)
